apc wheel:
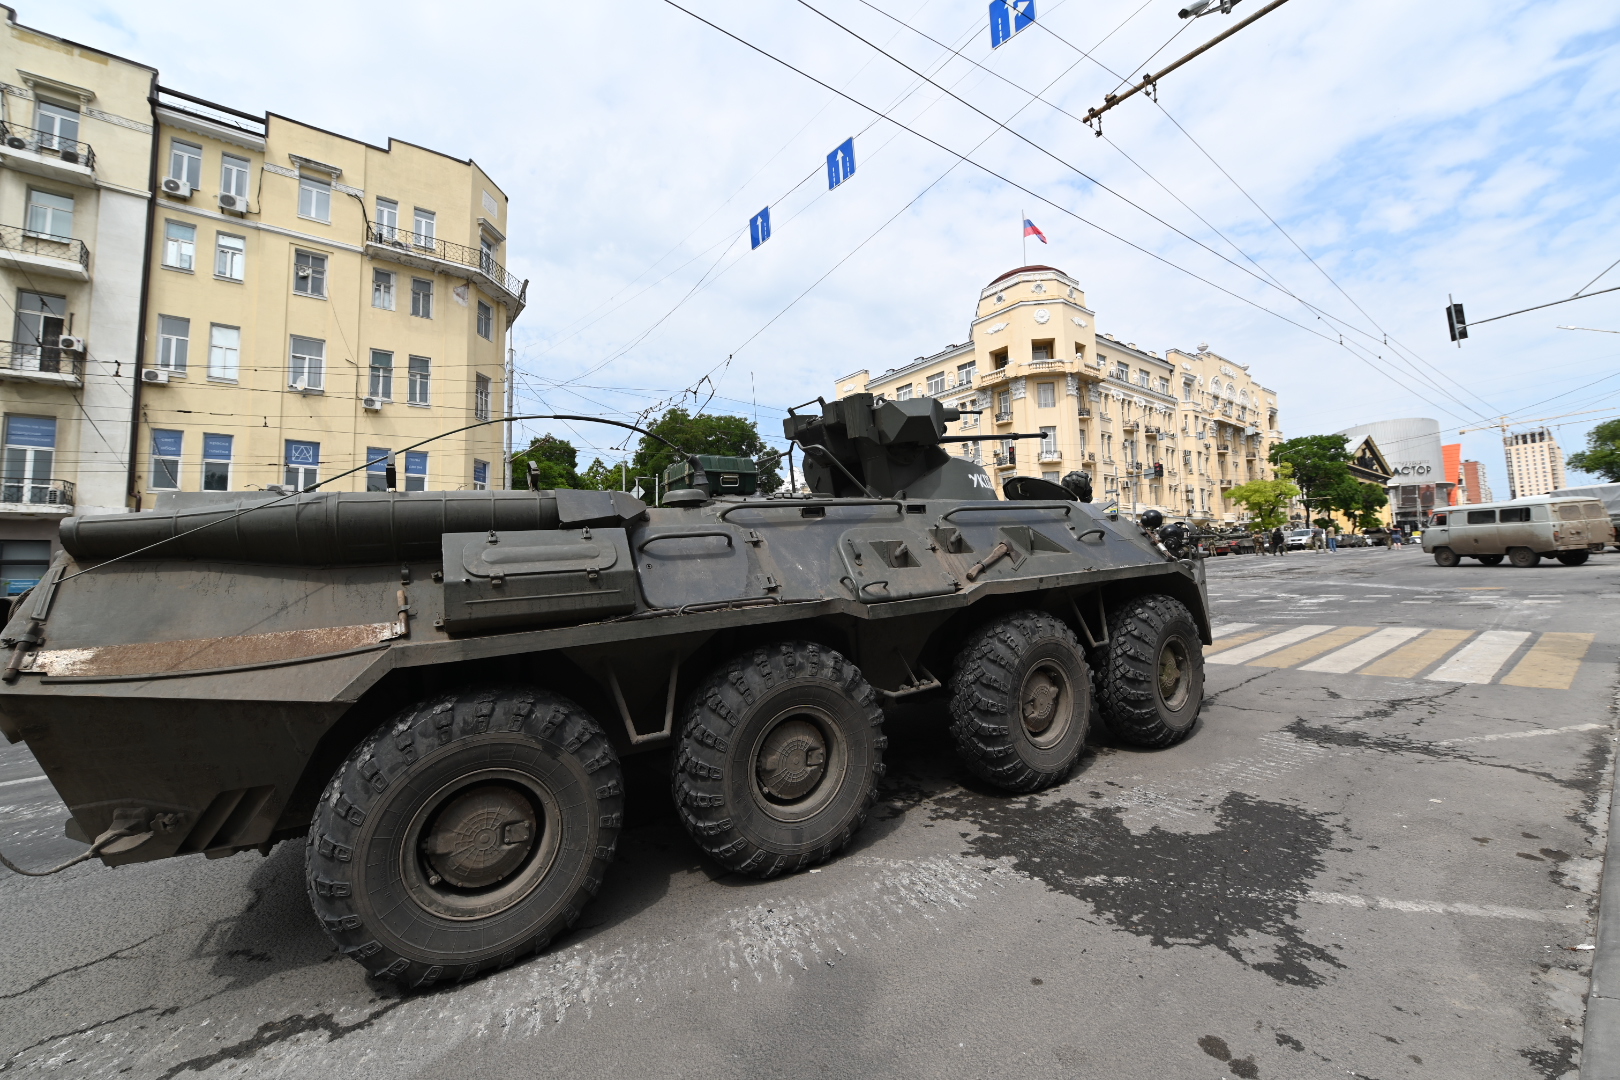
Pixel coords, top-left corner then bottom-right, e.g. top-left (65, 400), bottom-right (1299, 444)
top-left (673, 642), bottom-right (884, 879)
top-left (1096, 595), bottom-right (1204, 748)
top-left (1433, 547), bottom-right (1459, 567)
top-left (1509, 548), bottom-right (1541, 568)
top-left (1556, 550), bottom-right (1590, 566)
top-left (948, 611), bottom-right (1090, 793)
top-left (1478, 554), bottom-right (1504, 566)
top-left (307, 686), bottom-right (622, 988)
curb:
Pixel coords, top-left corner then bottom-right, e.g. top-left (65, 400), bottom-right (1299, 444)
top-left (1588, 739), bottom-right (1620, 1079)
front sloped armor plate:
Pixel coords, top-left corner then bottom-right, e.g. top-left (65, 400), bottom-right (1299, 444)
top-left (837, 526), bottom-right (960, 603)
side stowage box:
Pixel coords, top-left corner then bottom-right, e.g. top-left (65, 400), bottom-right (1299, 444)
top-left (440, 528), bottom-right (637, 632)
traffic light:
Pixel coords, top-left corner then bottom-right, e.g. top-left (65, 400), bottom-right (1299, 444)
top-left (1154, 462), bottom-right (1165, 479)
top-left (1446, 300), bottom-right (1467, 342)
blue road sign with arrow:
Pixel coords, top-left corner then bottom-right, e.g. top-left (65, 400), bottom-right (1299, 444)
top-left (750, 206), bottom-right (771, 249)
top-left (827, 137), bottom-right (856, 190)
top-left (989, 0), bottom-right (1035, 48)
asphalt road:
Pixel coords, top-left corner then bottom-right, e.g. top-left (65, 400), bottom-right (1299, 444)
top-left (0, 544), bottom-right (1614, 1080)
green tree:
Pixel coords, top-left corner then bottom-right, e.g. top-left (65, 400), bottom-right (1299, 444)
top-left (630, 408), bottom-right (783, 493)
top-left (1567, 418), bottom-right (1620, 482)
top-left (1269, 434), bottom-right (1353, 524)
top-left (511, 434), bottom-right (582, 490)
top-left (577, 457), bottom-right (629, 491)
top-left (1353, 482), bottom-right (1390, 532)
top-left (1224, 464), bottom-right (1300, 529)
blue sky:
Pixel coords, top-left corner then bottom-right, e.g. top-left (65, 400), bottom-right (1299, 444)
top-left (47, 0), bottom-right (1620, 487)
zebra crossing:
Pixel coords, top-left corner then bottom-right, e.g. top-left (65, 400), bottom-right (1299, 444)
top-left (1206, 622), bottom-right (1595, 689)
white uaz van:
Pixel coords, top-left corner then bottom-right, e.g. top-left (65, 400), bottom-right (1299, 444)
top-left (1423, 496), bottom-right (1614, 568)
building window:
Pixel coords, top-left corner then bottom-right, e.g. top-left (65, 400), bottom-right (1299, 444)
top-left (202, 433), bottom-right (233, 491)
top-left (365, 447), bottom-right (390, 492)
top-left (35, 101), bottom-right (80, 150)
top-left (475, 373), bottom-right (491, 421)
top-left (1113, 363), bottom-right (1129, 381)
top-left (169, 139), bottom-right (202, 188)
top-left (413, 208), bottom-right (436, 247)
top-left (289, 335), bottom-right (325, 390)
top-left (208, 324), bottom-right (239, 381)
top-left (894, 383), bottom-right (913, 401)
top-left (285, 440), bottom-right (319, 490)
top-left (956, 361), bottom-right (976, 386)
top-left (477, 301), bottom-right (494, 340)
top-left (1036, 382), bottom-right (1056, 408)
top-left (480, 236), bottom-right (497, 273)
top-left (1183, 380), bottom-right (1194, 401)
top-left (15, 291), bottom-right (67, 366)
top-left (220, 154), bottom-right (251, 200)
top-left (294, 250), bottom-right (327, 297)
top-left (408, 356), bottom-right (431, 405)
top-left (158, 315), bottom-right (190, 373)
top-left (372, 269), bottom-right (396, 310)
top-left (215, 233), bottom-right (245, 280)
top-left (1158, 377), bottom-right (1170, 394)
top-left (997, 390), bottom-right (1011, 415)
top-left (404, 451), bottom-right (428, 491)
top-left (926, 371), bottom-right (946, 396)
top-left (1031, 342), bottom-right (1052, 361)
top-left (1040, 426), bottom-right (1057, 453)
top-left (473, 459), bottom-right (489, 491)
top-left (163, 221), bottom-right (195, 270)
top-left (3, 415), bottom-right (56, 505)
top-left (1137, 370), bottom-right (1151, 388)
top-left (369, 350), bottom-right (393, 400)
top-left (375, 197), bottom-right (399, 241)
top-left (25, 189), bottom-right (73, 239)
top-left (298, 175), bottom-right (331, 222)
top-left (150, 429), bottom-right (182, 490)
top-left (0, 540), bottom-right (51, 595)
top-left (411, 278), bottom-right (433, 318)
top-left (1076, 430), bottom-right (1087, 457)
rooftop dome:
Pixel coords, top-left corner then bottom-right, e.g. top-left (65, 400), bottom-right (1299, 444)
top-left (988, 265), bottom-right (1065, 287)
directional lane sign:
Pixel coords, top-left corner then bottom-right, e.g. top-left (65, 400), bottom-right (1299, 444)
top-left (826, 137), bottom-right (856, 190)
top-left (989, 0), bottom-right (1035, 48)
top-left (750, 206), bottom-right (772, 250)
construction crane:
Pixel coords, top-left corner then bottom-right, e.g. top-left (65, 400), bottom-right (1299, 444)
top-left (1457, 405), bottom-right (1620, 436)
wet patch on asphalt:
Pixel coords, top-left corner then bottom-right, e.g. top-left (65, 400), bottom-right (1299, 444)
top-left (931, 788), bottom-right (1345, 987)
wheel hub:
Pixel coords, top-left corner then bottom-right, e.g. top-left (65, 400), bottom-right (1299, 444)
top-left (1021, 671), bottom-right (1061, 734)
top-left (755, 719), bottom-right (827, 801)
top-left (1159, 641), bottom-right (1189, 709)
top-left (420, 785), bottom-right (537, 889)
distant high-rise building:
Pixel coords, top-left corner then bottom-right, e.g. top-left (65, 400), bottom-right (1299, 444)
top-left (1442, 443), bottom-right (1462, 504)
top-left (1503, 427), bottom-right (1565, 498)
top-left (1459, 459), bottom-right (1492, 504)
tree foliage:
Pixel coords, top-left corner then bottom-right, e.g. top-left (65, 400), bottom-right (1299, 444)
top-left (1224, 464), bottom-right (1300, 529)
top-left (1567, 418), bottom-right (1620, 482)
top-left (630, 408), bottom-right (783, 493)
top-left (1322, 473), bottom-right (1389, 533)
top-left (510, 434), bottom-right (582, 491)
top-left (1269, 434), bottom-right (1355, 523)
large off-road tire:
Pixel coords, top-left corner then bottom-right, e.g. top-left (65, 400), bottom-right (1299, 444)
top-left (1556, 550), bottom-right (1590, 566)
top-left (1509, 548), bottom-right (1541, 568)
top-left (673, 642), bottom-right (884, 879)
top-left (948, 611), bottom-right (1091, 793)
top-left (307, 686), bottom-right (623, 987)
top-left (1478, 554), bottom-right (1504, 566)
top-left (1433, 547), bottom-right (1459, 567)
top-left (1095, 595), bottom-right (1204, 749)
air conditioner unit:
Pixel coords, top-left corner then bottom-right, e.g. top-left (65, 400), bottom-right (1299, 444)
top-left (4, 136), bottom-right (24, 149)
top-left (59, 150), bottom-right (81, 166)
top-left (217, 191), bottom-right (249, 213)
top-left (55, 335), bottom-right (86, 353)
top-left (361, 395), bottom-right (383, 412)
top-left (141, 368), bottom-right (170, 385)
top-left (161, 177), bottom-right (192, 199)
top-left (296, 266), bottom-right (312, 279)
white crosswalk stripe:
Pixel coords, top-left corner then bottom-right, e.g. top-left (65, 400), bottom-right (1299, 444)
top-left (1210, 622), bottom-right (1256, 639)
top-left (1207, 624), bottom-right (1334, 665)
top-left (1299, 626), bottom-right (1425, 673)
top-left (1426, 630), bottom-right (1533, 684)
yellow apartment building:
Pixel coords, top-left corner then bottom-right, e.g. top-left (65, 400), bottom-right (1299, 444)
top-left (0, 6), bottom-right (154, 593)
top-left (837, 265), bottom-right (1284, 524)
top-left (134, 88), bottom-right (523, 507)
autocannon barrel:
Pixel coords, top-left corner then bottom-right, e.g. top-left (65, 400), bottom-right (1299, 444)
top-left (58, 489), bottom-right (647, 565)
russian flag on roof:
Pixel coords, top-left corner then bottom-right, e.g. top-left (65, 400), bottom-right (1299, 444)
top-left (1023, 218), bottom-right (1048, 244)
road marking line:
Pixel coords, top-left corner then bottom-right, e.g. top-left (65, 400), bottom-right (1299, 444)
top-left (0, 774), bottom-right (46, 788)
top-left (1438, 722), bottom-right (1604, 746)
top-left (1304, 891), bottom-right (1581, 923)
top-left (1300, 626), bottom-right (1427, 673)
top-left (1210, 622), bottom-right (1256, 639)
top-left (1427, 630), bottom-right (1533, 683)
top-left (1358, 628), bottom-right (1474, 679)
top-left (1499, 633), bottom-right (1596, 690)
top-left (1204, 630), bottom-right (1275, 656)
top-left (1207, 625), bottom-right (1334, 665)
top-left (1248, 626), bottom-right (1377, 669)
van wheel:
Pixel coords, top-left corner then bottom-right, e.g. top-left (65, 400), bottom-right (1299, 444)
top-left (1096, 595), bottom-right (1204, 749)
top-left (1433, 547), bottom-right (1459, 567)
top-left (949, 611), bottom-right (1091, 793)
top-left (1556, 550), bottom-right (1590, 566)
top-left (1509, 548), bottom-right (1540, 568)
top-left (673, 642), bottom-right (884, 879)
top-left (1478, 554), bottom-right (1504, 566)
top-left (306, 686), bottom-right (622, 988)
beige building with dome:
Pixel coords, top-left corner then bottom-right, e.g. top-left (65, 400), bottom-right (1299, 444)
top-left (836, 265), bottom-right (1283, 524)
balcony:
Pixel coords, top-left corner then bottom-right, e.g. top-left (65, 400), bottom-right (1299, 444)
top-left (0, 124), bottom-right (96, 187)
top-left (0, 341), bottom-right (84, 387)
top-left (1039, 449), bottom-right (1062, 463)
top-left (995, 410), bottom-right (1013, 424)
top-left (0, 224), bottom-right (90, 281)
top-left (1121, 419), bottom-right (1139, 432)
top-left (1026, 360), bottom-right (1064, 372)
top-left (0, 478), bottom-right (75, 517)
top-left (1076, 407), bottom-right (1092, 418)
top-left (364, 223), bottom-right (528, 316)
top-left (979, 366), bottom-right (1012, 387)
top-left (1217, 443), bottom-right (1232, 452)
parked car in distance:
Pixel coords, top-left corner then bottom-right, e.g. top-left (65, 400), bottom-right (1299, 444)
top-left (1423, 496), bottom-right (1614, 567)
top-left (1285, 528), bottom-right (1322, 551)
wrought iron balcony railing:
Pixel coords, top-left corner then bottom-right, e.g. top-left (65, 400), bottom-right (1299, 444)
top-left (1039, 449), bottom-right (1062, 462)
top-left (0, 223), bottom-right (90, 270)
top-left (994, 410), bottom-right (1013, 424)
top-left (0, 477), bottom-right (74, 507)
top-left (0, 123), bottom-right (95, 170)
top-left (365, 223), bottom-right (527, 304)
top-left (0, 340), bottom-right (85, 378)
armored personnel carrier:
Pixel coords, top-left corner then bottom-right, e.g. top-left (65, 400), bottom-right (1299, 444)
top-left (0, 394), bottom-right (1209, 987)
